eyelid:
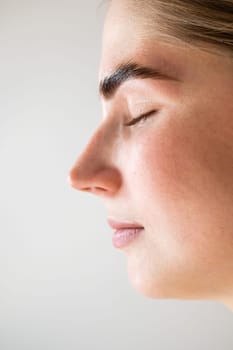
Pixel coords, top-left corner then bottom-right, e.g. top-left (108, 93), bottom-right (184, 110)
top-left (124, 109), bottom-right (158, 127)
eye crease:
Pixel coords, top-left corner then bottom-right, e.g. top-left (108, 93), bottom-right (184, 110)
top-left (124, 109), bottom-right (158, 127)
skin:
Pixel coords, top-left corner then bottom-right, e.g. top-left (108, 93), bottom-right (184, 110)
top-left (68, 0), bottom-right (233, 310)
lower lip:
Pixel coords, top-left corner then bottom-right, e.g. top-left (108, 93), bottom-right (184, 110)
top-left (112, 228), bottom-right (144, 248)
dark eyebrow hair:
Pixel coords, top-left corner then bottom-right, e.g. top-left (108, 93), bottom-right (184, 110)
top-left (99, 61), bottom-right (180, 99)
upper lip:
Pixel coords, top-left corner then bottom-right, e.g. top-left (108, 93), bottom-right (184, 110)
top-left (107, 218), bottom-right (144, 230)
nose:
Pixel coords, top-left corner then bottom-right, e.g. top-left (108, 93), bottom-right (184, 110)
top-left (67, 124), bottom-right (122, 197)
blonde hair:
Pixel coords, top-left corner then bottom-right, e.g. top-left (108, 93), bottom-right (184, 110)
top-left (125, 0), bottom-right (233, 57)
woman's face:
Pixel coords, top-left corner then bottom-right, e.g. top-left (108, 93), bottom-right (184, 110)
top-left (69, 1), bottom-right (233, 306)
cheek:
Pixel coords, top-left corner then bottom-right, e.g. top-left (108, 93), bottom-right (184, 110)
top-left (131, 109), bottom-right (233, 211)
top-left (130, 119), bottom-right (196, 207)
top-left (123, 117), bottom-right (233, 299)
top-left (127, 112), bottom-right (233, 254)
top-left (125, 120), bottom-right (201, 259)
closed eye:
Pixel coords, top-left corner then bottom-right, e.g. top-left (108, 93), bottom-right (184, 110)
top-left (124, 109), bottom-right (158, 127)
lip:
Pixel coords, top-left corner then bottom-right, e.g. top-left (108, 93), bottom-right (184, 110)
top-left (107, 218), bottom-right (144, 230)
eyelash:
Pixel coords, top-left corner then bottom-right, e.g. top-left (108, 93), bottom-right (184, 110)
top-left (124, 110), bottom-right (158, 127)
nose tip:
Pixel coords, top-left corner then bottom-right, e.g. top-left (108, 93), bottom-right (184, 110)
top-left (67, 120), bottom-right (122, 197)
top-left (67, 170), bottom-right (106, 193)
top-left (67, 165), bottom-right (122, 196)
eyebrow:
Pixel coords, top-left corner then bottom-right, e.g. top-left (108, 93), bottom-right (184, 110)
top-left (99, 61), bottom-right (180, 99)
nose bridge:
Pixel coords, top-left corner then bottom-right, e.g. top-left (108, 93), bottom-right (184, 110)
top-left (78, 120), bottom-right (117, 169)
top-left (68, 120), bottom-right (122, 195)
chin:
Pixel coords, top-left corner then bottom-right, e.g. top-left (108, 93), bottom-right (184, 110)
top-left (127, 262), bottom-right (212, 301)
top-left (127, 262), bottom-right (173, 299)
top-left (128, 273), bottom-right (203, 300)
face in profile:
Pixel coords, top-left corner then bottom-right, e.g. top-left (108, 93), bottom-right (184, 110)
top-left (68, 0), bottom-right (233, 308)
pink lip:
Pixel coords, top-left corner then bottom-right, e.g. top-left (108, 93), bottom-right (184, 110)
top-left (107, 218), bottom-right (144, 230)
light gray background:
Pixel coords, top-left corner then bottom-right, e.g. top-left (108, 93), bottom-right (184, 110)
top-left (0, 1), bottom-right (232, 349)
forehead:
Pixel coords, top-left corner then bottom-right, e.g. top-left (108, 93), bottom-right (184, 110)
top-left (99, 0), bottom-right (185, 82)
top-left (100, 2), bottom-right (138, 74)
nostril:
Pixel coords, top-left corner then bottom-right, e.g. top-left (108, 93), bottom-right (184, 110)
top-left (90, 186), bottom-right (108, 193)
top-left (68, 166), bottom-right (122, 195)
top-left (80, 186), bottom-right (107, 193)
